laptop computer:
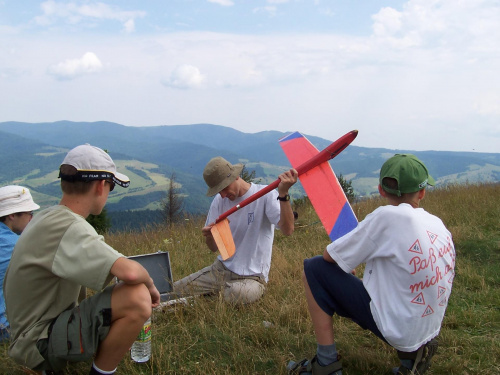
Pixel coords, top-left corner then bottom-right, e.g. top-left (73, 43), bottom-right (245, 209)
top-left (128, 251), bottom-right (174, 302)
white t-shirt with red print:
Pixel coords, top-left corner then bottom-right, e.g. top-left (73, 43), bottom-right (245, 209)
top-left (327, 203), bottom-right (455, 352)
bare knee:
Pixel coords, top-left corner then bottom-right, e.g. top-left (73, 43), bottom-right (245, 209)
top-left (223, 280), bottom-right (265, 304)
top-left (126, 283), bottom-right (151, 318)
top-left (112, 283), bottom-right (152, 322)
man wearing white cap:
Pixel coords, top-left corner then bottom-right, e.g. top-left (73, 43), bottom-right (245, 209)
top-left (4, 144), bottom-right (160, 375)
top-left (0, 185), bottom-right (40, 342)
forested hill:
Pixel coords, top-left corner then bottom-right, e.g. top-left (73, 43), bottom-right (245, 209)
top-left (1, 121), bottom-right (498, 231)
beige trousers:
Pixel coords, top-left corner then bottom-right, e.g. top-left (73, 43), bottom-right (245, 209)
top-left (173, 259), bottom-right (265, 304)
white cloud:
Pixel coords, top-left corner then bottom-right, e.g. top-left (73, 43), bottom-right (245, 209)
top-left (252, 6), bottom-right (278, 17)
top-left (371, 0), bottom-right (500, 51)
top-left (123, 19), bottom-right (135, 33)
top-left (34, 0), bottom-right (145, 31)
top-left (207, 0), bottom-right (234, 6)
top-left (0, 25), bottom-right (19, 35)
top-left (1, 0), bottom-right (499, 153)
top-left (318, 7), bottom-right (336, 17)
top-left (162, 65), bottom-right (205, 89)
top-left (372, 7), bottom-right (403, 37)
top-left (474, 93), bottom-right (500, 116)
top-left (253, 0), bottom-right (288, 14)
top-left (48, 52), bottom-right (102, 80)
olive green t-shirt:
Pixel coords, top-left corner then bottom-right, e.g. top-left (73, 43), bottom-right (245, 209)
top-left (3, 205), bottom-right (122, 369)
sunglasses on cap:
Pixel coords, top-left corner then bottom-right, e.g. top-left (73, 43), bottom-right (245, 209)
top-left (105, 180), bottom-right (115, 192)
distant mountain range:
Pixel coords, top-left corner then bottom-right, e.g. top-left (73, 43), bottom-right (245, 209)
top-left (1, 121), bottom-right (498, 229)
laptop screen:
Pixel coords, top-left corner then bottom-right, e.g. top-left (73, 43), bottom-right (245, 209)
top-left (128, 252), bottom-right (173, 296)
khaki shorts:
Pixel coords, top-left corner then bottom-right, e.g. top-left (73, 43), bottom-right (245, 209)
top-left (174, 259), bottom-right (266, 304)
top-left (35, 285), bottom-right (114, 371)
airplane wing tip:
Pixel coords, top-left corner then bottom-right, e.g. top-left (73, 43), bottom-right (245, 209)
top-left (279, 131), bottom-right (304, 143)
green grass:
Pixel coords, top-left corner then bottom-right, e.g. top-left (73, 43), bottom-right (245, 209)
top-left (1, 183), bottom-right (498, 374)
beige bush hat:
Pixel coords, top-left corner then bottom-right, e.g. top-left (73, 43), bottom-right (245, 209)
top-left (0, 185), bottom-right (40, 217)
top-left (203, 157), bottom-right (243, 196)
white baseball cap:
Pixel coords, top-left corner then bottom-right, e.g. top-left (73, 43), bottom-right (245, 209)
top-left (59, 144), bottom-right (130, 188)
top-left (0, 185), bottom-right (40, 217)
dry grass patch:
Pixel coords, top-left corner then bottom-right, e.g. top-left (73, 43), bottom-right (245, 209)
top-left (1, 183), bottom-right (498, 374)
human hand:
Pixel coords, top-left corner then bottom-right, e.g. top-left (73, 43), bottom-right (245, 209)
top-left (202, 224), bottom-right (220, 252)
top-left (278, 168), bottom-right (298, 195)
top-left (149, 285), bottom-right (161, 308)
top-left (202, 225), bottom-right (214, 238)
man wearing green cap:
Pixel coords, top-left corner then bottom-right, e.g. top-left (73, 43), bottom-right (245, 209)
top-left (288, 154), bottom-right (455, 375)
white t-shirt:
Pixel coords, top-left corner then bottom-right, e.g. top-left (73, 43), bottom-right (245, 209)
top-left (206, 183), bottom-right (281, 282)
top-left (327, 203), bottom-right (455, 351)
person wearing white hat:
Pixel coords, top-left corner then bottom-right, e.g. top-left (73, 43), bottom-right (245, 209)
top-left (4, 144), bottom-right (160, 375)
top-left (0, 185), bottom-right (40, 342)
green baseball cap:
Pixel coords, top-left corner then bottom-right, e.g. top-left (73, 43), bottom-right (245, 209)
top-left (380, 154), bottom-right (435, 196)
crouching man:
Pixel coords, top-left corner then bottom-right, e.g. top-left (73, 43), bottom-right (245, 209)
top-left (288, 154), bottom-right (456, 375)
top-left (4, 144), bottom-right (160, 375)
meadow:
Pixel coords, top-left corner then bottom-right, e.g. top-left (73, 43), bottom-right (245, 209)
top-left (1, 183), bottom-right (498, 374)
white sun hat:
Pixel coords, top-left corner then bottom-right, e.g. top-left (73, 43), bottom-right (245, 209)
top-left (0, 185), bottom-right (40, 217)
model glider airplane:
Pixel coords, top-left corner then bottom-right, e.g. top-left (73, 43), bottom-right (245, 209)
top-left (279, 131), bottom-right (358, 242)
top-left (211, 130), bottom-right (359, 260)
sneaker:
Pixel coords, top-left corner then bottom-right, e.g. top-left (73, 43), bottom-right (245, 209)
top-left (287, 355), bottom-right (342, 375)
top-left (393, 339), bottom-right (438, 375)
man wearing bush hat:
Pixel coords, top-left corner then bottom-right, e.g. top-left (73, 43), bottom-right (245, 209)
top-left (289, 154), bottom-right (455, 375)
top-left (174, 156), bottom-right (298, 304)
top-left (4, 144), bottom-right (160, 375)
top-left (0, 185), bottom-right (40, 342)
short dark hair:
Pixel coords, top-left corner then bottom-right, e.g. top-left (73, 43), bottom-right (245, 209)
top-left (382, 177), bottom-right (398, 191)
top-left (382, 177), bottom-right (421, 200)
top-left (60, 165), bottom-right (95, 195)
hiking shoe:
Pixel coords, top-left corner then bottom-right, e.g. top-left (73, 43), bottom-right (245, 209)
top-left (393, 339), bottom-right (438, 375)
top-left (287, 355), bottom-right (342, 375)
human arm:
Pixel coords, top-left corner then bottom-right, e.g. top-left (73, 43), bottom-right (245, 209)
top-left (111, 257), bottom-right (161, 308)
top-left (323, 247), bottom-right (356, 275)
top-left (276, 168), bottom-right (298, 236)
top-left (323, 247), bottom-right (336, 263)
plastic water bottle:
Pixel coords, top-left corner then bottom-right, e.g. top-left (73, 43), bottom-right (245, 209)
top-left (131, 316), bottom-right (152, 363)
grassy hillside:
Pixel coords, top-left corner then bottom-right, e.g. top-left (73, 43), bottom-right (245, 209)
top-left (1, 183), bottom-right (498, 374)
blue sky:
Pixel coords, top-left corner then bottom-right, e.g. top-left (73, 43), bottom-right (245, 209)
top-left (1, 0), bottom-right (499, 153)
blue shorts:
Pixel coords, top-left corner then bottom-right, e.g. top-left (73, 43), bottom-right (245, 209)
top-left (304, 255), bottom-right (387, 343)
